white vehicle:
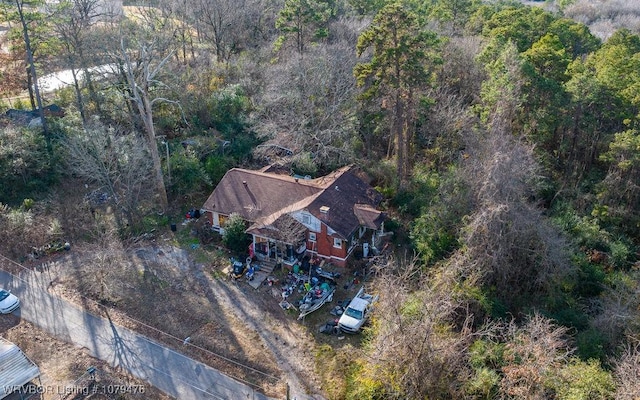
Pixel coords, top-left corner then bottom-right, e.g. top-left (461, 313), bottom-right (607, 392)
top-left (0, 289), bottom-right (20, 314)
top-left (338, 287), bottom-right (378, 334)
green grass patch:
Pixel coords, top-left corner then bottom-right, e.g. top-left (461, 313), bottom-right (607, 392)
top-left (314, 343), bottom-right (355, 400)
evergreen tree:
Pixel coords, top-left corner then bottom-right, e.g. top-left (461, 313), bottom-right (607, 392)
top-left (275, 0), bottom-right (333, 54)
top-left (354, 2), bottom-right (441, 186)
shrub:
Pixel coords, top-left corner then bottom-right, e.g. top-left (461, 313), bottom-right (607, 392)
top-left (204, 155), bottom-right (231, 186)
top-left (0, 126), bottom-right (56, 204)
top-left (575, 328), bottom-right (607, 361)
top-left (465, 367), bottom-right (500, 399)
top-left (168, 151), bottom-right (212, 196)
top-left (291, 152), bottom-right (318, 177)
top-left (221, 213), bottom-right (250, 255)
top-left (547, 358), bottom-right (615, 400)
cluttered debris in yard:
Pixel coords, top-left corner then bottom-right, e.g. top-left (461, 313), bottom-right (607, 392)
top-left (222, 249), bottom-right (385, 336)
top-left (30, 240), bottom-right (71, 259)
top-left (269, 261), bottom-right (337, 320)
top-left (297, 280), bottom-right (335, 320)
top-left (185, 208), bottom-right (201, 220)
top-left (226, 257), bottom-right (262, 281)
top-left (319, 319), bottom-right (339, 335)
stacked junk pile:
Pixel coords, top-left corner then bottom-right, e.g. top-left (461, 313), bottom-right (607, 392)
top-left (277, 258), bottom-right (341, 321)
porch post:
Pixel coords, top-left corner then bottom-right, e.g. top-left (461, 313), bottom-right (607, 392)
top-left (252, 235), bottom-right (256, 258)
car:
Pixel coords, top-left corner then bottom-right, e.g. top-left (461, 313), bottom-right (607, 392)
top-left (338, 286), bottom-right (378, 334)
top-left (0, 289), bottom-right (20, 314)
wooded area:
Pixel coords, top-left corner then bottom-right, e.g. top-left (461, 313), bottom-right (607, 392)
top-left (1, 0), bottom-right (640, 398)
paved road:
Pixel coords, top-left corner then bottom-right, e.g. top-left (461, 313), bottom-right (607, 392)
top-left (0, 265), bottom-right (272, 400)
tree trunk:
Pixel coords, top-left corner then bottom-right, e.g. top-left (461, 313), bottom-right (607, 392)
top-left (82, 61), bottom-right (102, 114)
top-left (26, 70), bottom-right (35, 109)
top-left (139, 93), bottom-right (169, 213)
top-left (394, 93), bottom-right (406, 188)
top-left (79, 49), bottom-right (102, 115)
top-left (70, 65), bottom-right (87, 125)
top-left (119, 41), bottom-right (173, 214)
top-left (16, 0), bottom-right (48, 139)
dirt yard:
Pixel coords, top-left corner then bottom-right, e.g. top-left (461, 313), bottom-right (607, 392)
top-left (0, 315), bottom-right (173, 400)
top-left (23, 229), bottom-right (368, 399)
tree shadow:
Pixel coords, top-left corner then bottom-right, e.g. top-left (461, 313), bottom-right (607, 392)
top-left (0, 313), bottom-right (20, 333)
top-left (102, 308), bottom-right (143, 372)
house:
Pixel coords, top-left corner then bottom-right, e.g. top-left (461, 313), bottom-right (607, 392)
top-left (201, 165), bottom-right (386, 267)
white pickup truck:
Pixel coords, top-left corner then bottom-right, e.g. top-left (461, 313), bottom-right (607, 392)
top-left (338, 286), bottom-right (378, 334)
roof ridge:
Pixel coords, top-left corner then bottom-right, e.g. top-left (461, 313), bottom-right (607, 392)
top-left (249, 191), bottom-right (322, 229)
top-left (229, 166), bottom-right (353, 188)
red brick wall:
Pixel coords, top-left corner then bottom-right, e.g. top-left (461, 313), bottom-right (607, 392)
top-left (317, 223), bottom-right (332, 257)
top-left (309, 223), bottom-right (347, 265)
top-left (330, 237), bottom-right (347, 259)
top-left (205, 211), bottom-right (213, 226)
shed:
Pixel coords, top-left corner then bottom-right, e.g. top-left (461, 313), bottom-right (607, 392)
top-left (0, 338), bottom-right (41, 399)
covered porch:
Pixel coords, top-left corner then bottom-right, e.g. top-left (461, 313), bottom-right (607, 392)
top-left (247, 213), bottom-right (308, 266)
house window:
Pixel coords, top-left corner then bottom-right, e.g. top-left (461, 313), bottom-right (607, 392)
top-left (309, 232), bottom-right (317, 242)
top-left (302, 214), bottom-right (311, 225)
top-left (333, 238), bottom-right (342, 249)
top-left (218, 214), bottom-right (227, 227)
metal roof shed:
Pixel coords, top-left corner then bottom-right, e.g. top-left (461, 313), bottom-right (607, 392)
top-left (0, 338), bottom-right (41, 400)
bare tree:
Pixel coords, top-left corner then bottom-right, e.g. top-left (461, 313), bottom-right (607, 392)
top-left (353, 257), bottom-right (476, 399)
top-left (417, 86), bottom-right (477, 167)
top-left (563, 0), bottom-right (640, 40)
top-left (62, 121), bottom-right (155, 227)
top-left (457, 129), bottom-right (574, 307)
top-left (190, 0), bottom-right (238, 63)
top-left (110, 7), bottom-right (186, 212)
top-left (78, 232), bottom-right (130, 303)
top-left (252, 41), bottom-right (358, 169)
top-left (613, 338), bottom-right (640, 400)
top-left (50, 0), bottom-right (108, 123)
top-left (591, 270), bottom-right (640, 349)
top-left (119, 43), bottom-right (173, 211)
top-left (414, 36), bottom-right (483, 168)
top-left (499, 314), bottom-right (572, 399)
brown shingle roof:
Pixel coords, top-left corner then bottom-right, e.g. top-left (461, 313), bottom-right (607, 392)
top-left (354, 204), bottom-right (385, 230)
top-left (203, 165), bottom-right (384, 239)
top-left (307, 171), bottom-right (383, 239)
top-left (202, 168), bottom-right (322, 222)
